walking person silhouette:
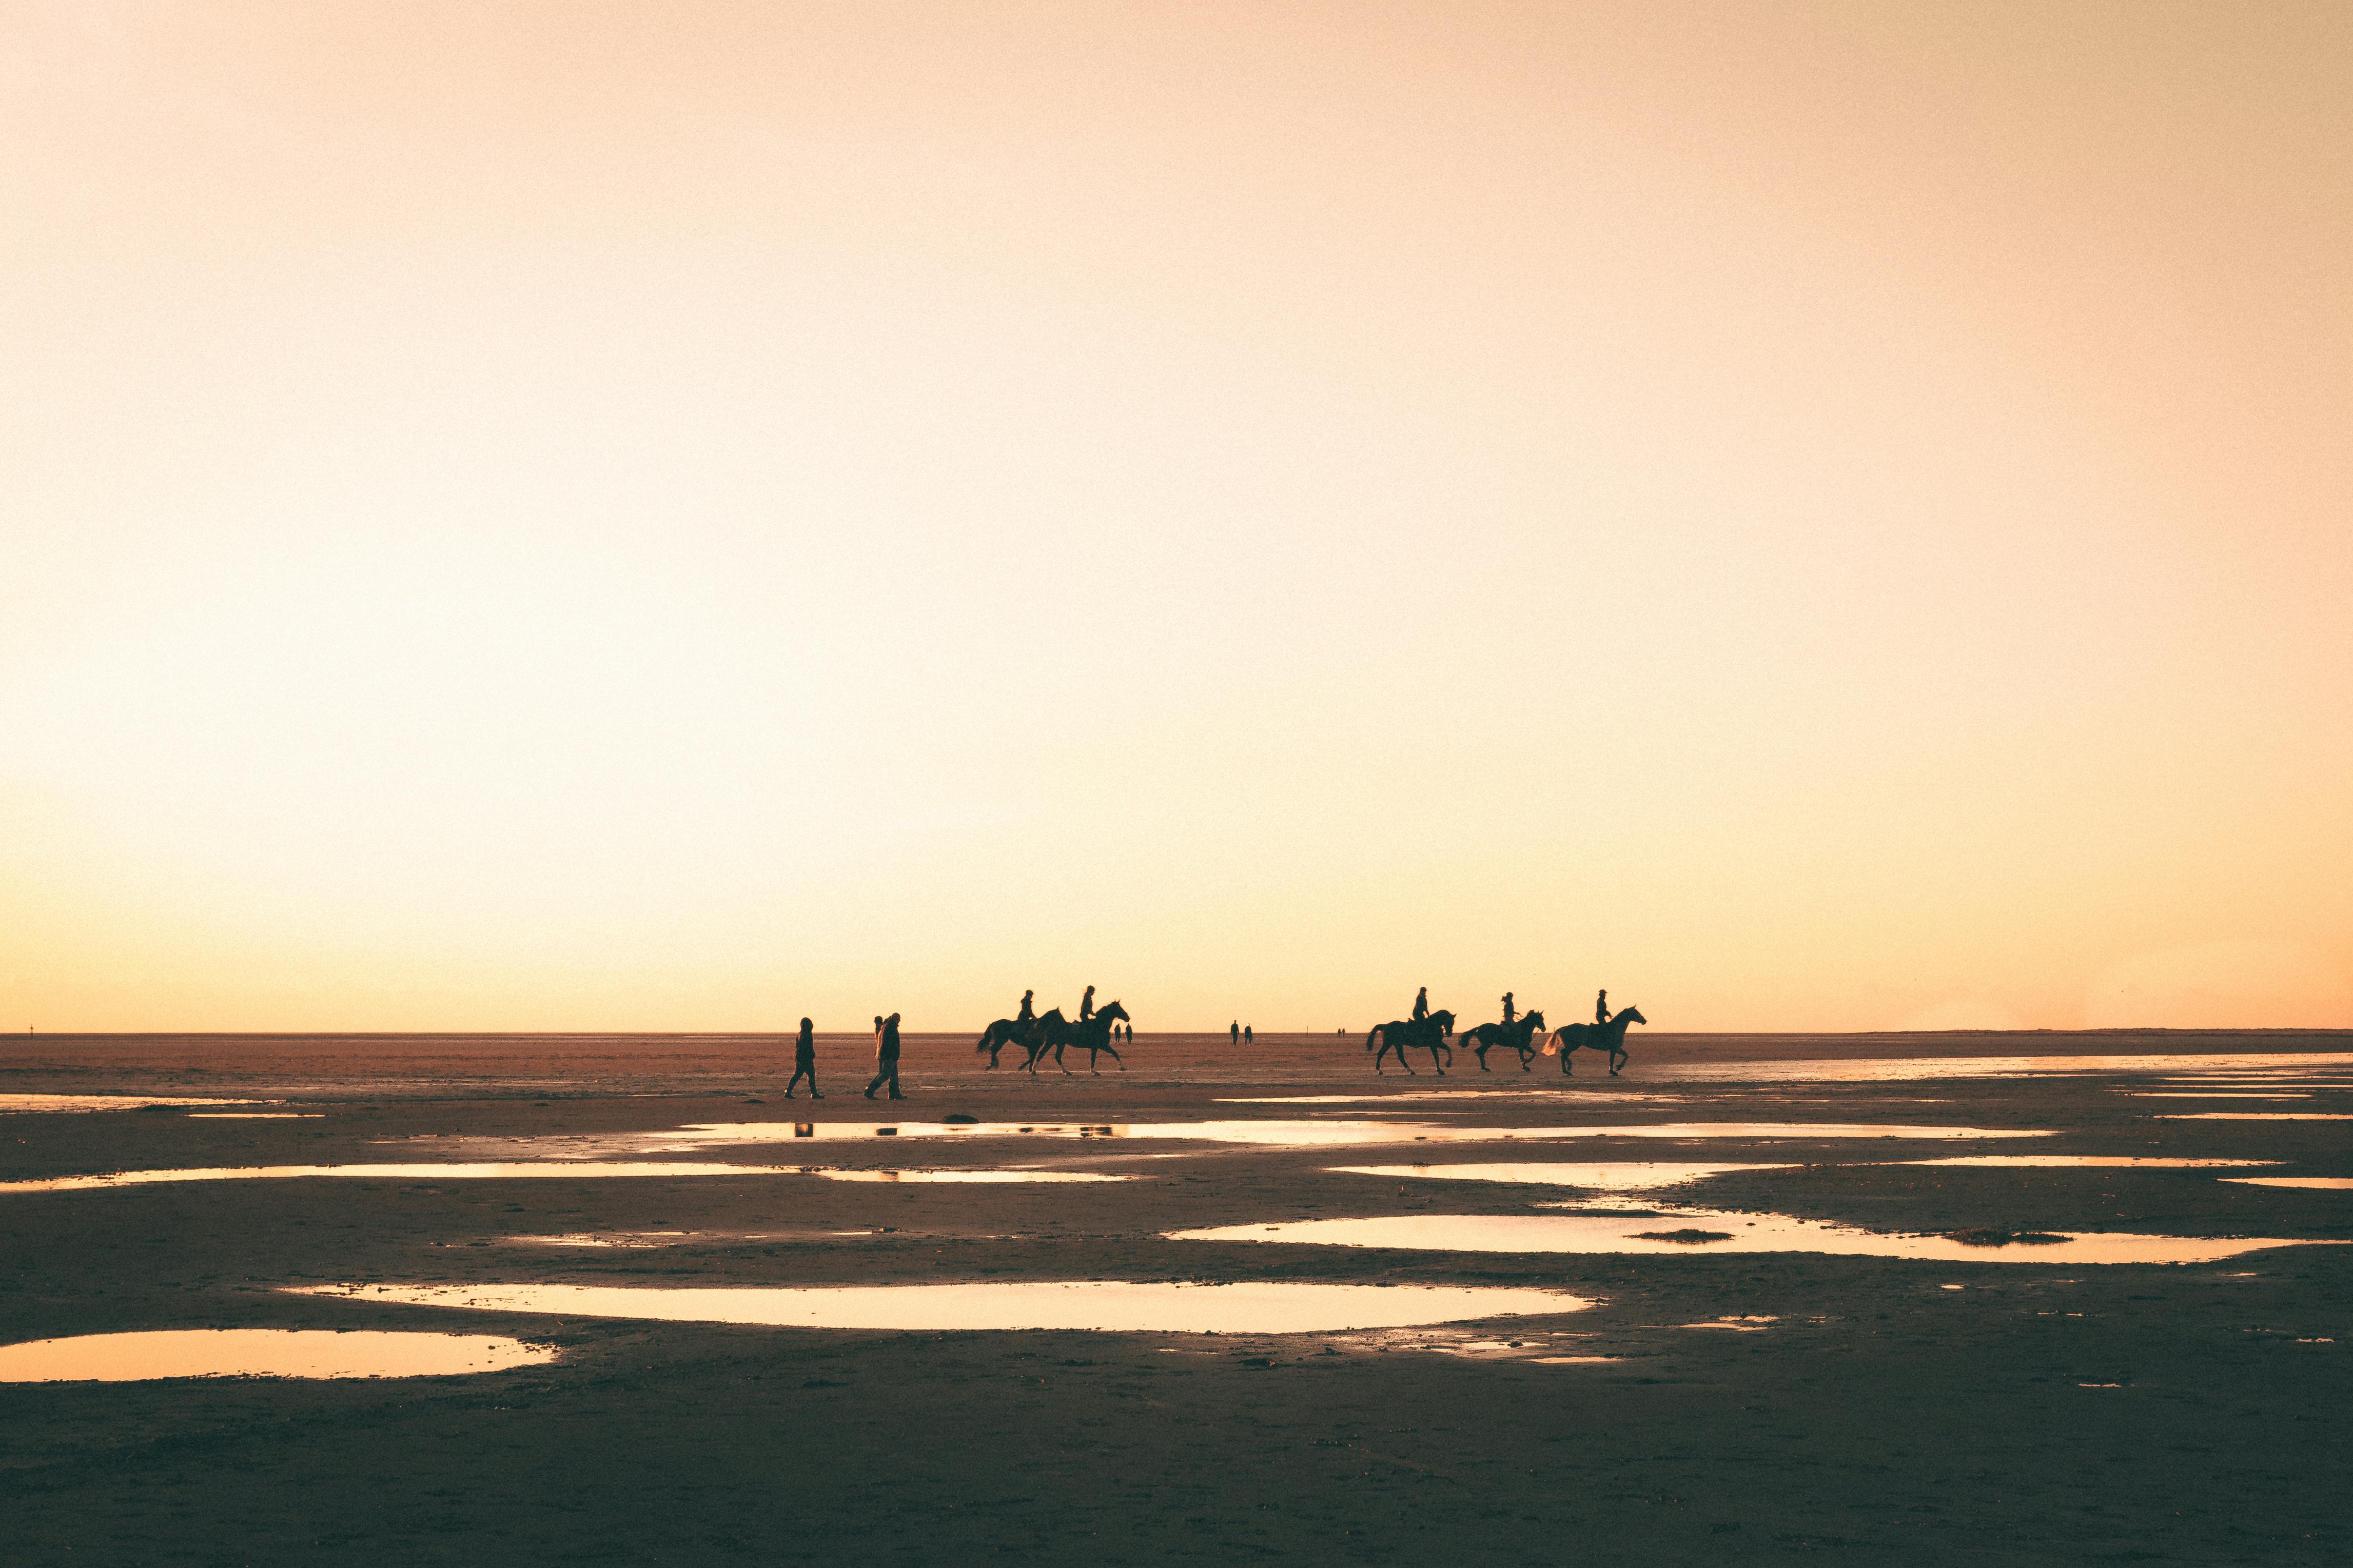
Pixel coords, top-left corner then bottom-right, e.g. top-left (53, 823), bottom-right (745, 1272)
top-left (865, 1013), bottom-right (904, 1100)
top-left (1229, 1020), bottom-right (1240, 1046)
top-left (786, 1017), bottom-right (821, 1099)
top-left (1243, 1023), bottom-right (1253, 1045)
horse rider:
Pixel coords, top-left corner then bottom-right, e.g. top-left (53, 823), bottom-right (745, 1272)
top-left (1080, 985), bottom-right (1095, 1022)
top-left (1411, 986), bottom-right (1429, 1023)
top-left (1595, 989), bottom-right (1610, 1025)
top-left (1017, 989), bottom-right (1034, 1024)
top-left (1501, 992), bottom-right (1515, 1026)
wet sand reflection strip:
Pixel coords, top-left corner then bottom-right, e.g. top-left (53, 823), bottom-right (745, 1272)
top-left (1167, 1212), bottom-right (2345, 1265)
top-left (289, 1281), bottom-right (1594, 1334)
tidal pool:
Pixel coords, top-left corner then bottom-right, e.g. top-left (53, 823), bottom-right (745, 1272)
top-left (1651, 1053), bottom-right (2353, 1083)
top-left (0, 1329), bottom-right (557, 1382)
top-left (2222, 1177), bottom-right (2353, 1190)
top-left (2159, 1114), bottom-right (2353, 1122)
top-left (1330, 1162), bottom-right (1795, 1189)
top-left (0, 1095), bottom-right (259, 1114)
top-left (1899, 1156), bottom-right (2279, 1169)
top-left (1167, 1212), bottom-right (2341, 1265)
top-left (0, 1162), bottom-right (1133, 1194)
top-left (645, 1120), bottom-right (2049, 1150)
top-left (292, 1281), bottom-right (1592, 1334)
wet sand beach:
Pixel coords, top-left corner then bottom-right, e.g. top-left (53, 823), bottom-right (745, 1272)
top-left (4, 1029), bottom-right (2348, 1564)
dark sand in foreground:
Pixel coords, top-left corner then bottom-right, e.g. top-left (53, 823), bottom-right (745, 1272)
top-left (5, 1030), bottom-right (2348, 1565)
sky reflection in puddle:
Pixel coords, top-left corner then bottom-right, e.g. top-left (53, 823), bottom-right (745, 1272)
top-left (0, 1095), bottom-right (259, 1114)
top-left (1898, 1156), bottom-right (2279, 1168)
top-left (1167, 1212), bottom-right (2341, 1264)
top-left (1651, 1053), bottom-right (2353, 1083)
top-left (2159, 1114), bottom-right (2353, 1122)
top-left (293, 1281), bottom-right (1592, 1333)
top-left (0, 1162), bottom-right (1133, 1194)
top-left (2222, 1177), bottom-right (2353, 1190)
top-left (0, 1329), bottom-right (556, 1382)
top-left (642, 1120), bottom-right (2049, 1150)
top-left (1330, 1162), bottom-right (1794, 1189)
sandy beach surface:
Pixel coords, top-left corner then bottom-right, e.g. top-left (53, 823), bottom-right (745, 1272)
top-left (4, 1029), bottom-right (2348, 1565)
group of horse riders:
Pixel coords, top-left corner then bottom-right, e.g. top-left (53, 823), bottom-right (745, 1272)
top-left (1414, 985), bottom-right (1614, 1030)
top-left (1377, 983), bottom-right (1644, 1077)
top-left (978, 985), bottom-right (1133, 1074)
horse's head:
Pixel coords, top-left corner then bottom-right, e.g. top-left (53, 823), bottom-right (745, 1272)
top-left (1618, 1005), bottom-right (1646, 1026)
top-left (1524, 1009), bottom-right (1544, 1030)
top-left (1100, 999), bottom-right (1130, 1024)
top-left (1038, 1006), bottom-right (1067, 1026)
top-left (1430, 1008), bottom-right (1455, 1036)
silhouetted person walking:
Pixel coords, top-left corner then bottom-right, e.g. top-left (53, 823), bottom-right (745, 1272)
top-left (1501, 992), bottom-right (1516, 1026)
top-left (786, 1017), bottom-right (821, 1099)
top-left (865, 1012), bottom-right (904, 1100)
top-left (1017, 989), bottom-right (1035, 1024)
top-left (1229, 1020), bottom-right (1240, 1046)
top-left (1595, 989), bottom-right (1609, 1025)
top-left (1080, 985), bottom-right (1095, 1022)
top-left (1243, 1023), bottom-right (1253, 1045)
top-left (1411, 986), bottom-right (1429, 1023)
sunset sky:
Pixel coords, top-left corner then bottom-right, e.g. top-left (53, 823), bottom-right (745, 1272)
top-left (4, 2), bottom-right (2348, 1033)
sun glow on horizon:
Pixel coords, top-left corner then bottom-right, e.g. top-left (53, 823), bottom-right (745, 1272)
top-left (4, 3), bottom-right (2348, 1032)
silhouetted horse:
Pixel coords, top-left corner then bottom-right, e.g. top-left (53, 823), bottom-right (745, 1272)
top-left (1040, 1000), bottom-right (1130, 1074)
top-left (1367, 1010), bottom-right (1454, 1076)
top-left (1543, 1006), bottom-right (1648, 1076)
top-left (1462, 1009), bottom-right (1546, 1072)
top-left (975, 1015), bottom-right (1050, 1072)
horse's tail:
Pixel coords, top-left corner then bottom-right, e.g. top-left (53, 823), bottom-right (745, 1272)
top-left (1364, 1027), bottom-right (1382, 1052)
top-left (974, 1024), bottom-right (997, 1054)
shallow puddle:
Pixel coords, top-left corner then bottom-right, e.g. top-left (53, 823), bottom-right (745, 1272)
top-left (646, 1119), bottom-right (2049, 1150)
top-left (2222, 1177), bottom-right (2353, 1190)
top-left (1899, 1156), bottom-right (2279, 1169)
top-left (1329, 1162), bottom-right (1794, 1189)
top-left (1219, 1093), bottom-right (1664, 1105)
top-left (811, 1168), bottom-right (1133, 1183)
top-left (2124, 1093), bottom-right (2309, 1100)
top-left (0, 1329), bottom-right (556, 1382)
top-left (291, 1280), bottom-right (1592, 1334)
top-left (0, 1095), bottom-right (259, 1114)
top-left (1167, 1211), bottom-right (2341, 1265)
top-left (2158, 1114), bottom-right (2353, 1122)
top-left (1, 1162), bottom-right (839, 1194)
top-left (186, 1113), bottom-right (325, 1119)
top-left (1652, 1053), bottom-right (2353, 1083)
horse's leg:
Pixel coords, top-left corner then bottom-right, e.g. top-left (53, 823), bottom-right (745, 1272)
top-left (1475, 1043), bottom-right (1491, 1071)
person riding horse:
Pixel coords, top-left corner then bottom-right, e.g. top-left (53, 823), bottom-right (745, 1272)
top-left (1018, 989), bottom-right (1035, 1024)
top-left (1411, 987), bottom-right (1429, 1023)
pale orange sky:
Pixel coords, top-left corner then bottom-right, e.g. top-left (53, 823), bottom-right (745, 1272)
top-left (3, 2), bottom-right (2348, 1033)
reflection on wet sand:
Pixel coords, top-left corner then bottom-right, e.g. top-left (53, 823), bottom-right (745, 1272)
top-left (1, 1162), bottom-right (836, 1194)
top-left (1167, 1212), bottom-right (2343, 1264)
top-left (293, 1280), bottom-right (1593, 1334)
top-left (1330, 1162), bottom-right (1795, 1189)
top-left (0, 1095), bottom-right (260, 1114)
top-left (1652, 1053), bottom-right (2353, 1083)
top-left (2159, 1114), bottom-right (2353, 1122)
top-left (1899, 1156), bottom-right (2279, 1169)
top-left (0, 1161), bottom-right (1136, 1194)
top-left (2222, 1177), bottom-right (2353, 1190)
top-left (0, 1329), bottom-right (556, 1382)
top-left (644, 1120), bottom-right (2050, 1150)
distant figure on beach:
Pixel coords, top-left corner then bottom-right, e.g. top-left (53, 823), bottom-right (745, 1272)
top-left (1501, 992), bottom-right (1515, 1026)
top-left (865, 1013), bottom-right (904, 1100)
top-left (1596, 989), bottom-right (1610, 1024)
top-left (1243, 1023), bottom-right (1254, 1045)
top-left (1229, 1020), bottom-right (1240, 1046)
top-left (786, 1017), bottom-right (821, 1099)
top-left (1017, 989), bottom-right (1035, 1023)
top-left (1080, 985), bottom-right (1095, 1022)
top-left (1411, 986), bottom-right (1429, 1023)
